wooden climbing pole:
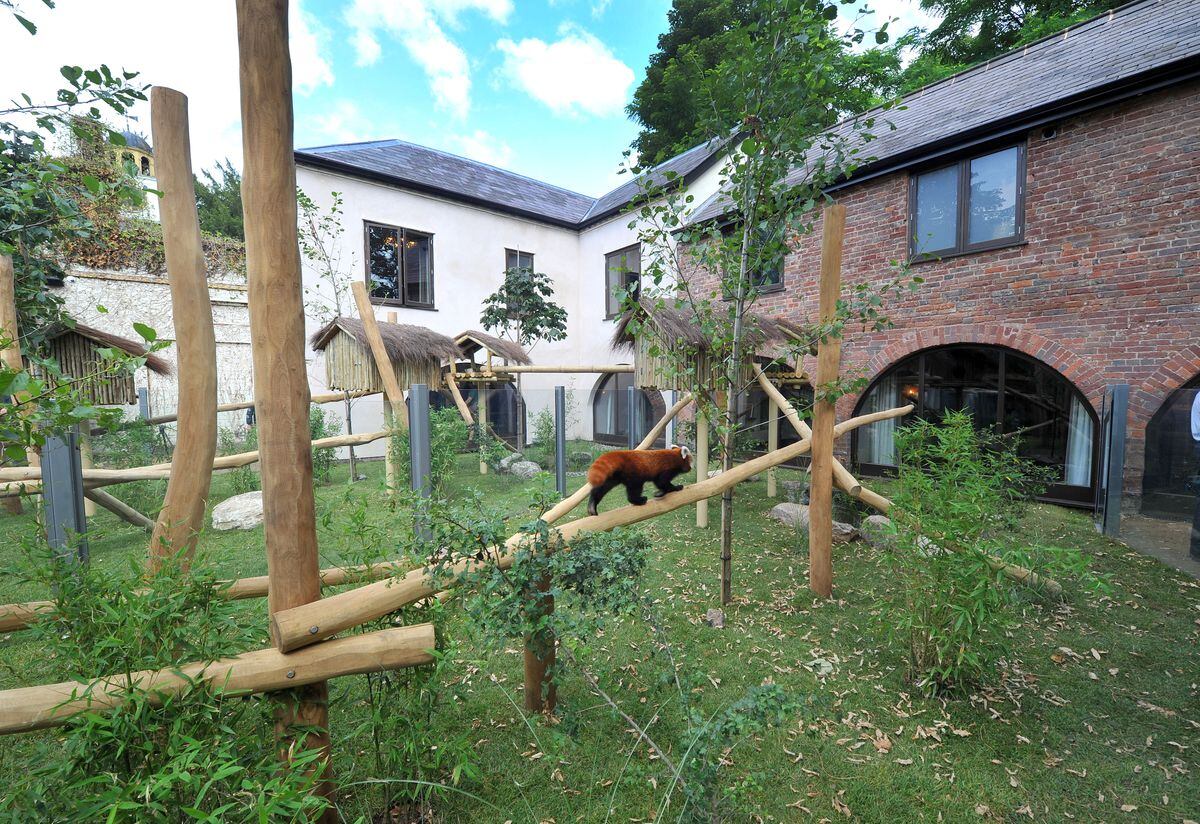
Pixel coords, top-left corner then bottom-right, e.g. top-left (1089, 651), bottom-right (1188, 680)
top-left (235, 0), bottom-right (334, 814)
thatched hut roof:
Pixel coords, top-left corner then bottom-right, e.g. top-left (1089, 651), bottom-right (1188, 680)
top-left (454, 330), bottom-right (532, 365)
top-left (611, 300), bottom-right (804, 355)
top-left (44, 321), bottom-right (172, 375)
top-left (310, 317), bottom-right (461, 363)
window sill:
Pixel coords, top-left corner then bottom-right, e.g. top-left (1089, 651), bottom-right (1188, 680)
top-left (368, 297), bottom-right (437, 312)
top-left (909, 238), bottom-right (1027, 265)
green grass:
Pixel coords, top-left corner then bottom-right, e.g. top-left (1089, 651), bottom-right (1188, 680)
top-left (1, 456), bottom-right (1198, 822)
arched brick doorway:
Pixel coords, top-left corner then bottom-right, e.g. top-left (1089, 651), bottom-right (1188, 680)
top-left (851, 343), bottom-right (1098, 506)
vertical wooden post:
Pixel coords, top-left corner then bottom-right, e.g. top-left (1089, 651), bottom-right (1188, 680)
top-left (523, 575), bottom-right (557, 714)
top-left (0, 255), bottom-right (27, 516)
top-left (78, 432), bottom-right (96, 517)
top-left (148, 87), bottom-right (217, 573)
top-left (695, 406), bottom-right (709, 528)
top-left (234, 0), bottom-right (332, 813)
top-left (809, 203), bottom-right (845, 599)
top-left (478, 382), bottom-right (489, 475)
top-left (766, 396), bottom-right (778, 498)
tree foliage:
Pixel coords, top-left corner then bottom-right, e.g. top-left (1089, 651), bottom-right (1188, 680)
top-left (193, 159), bottom-right (244, 240)
top-left (479, 266), bottom-right (568, 352)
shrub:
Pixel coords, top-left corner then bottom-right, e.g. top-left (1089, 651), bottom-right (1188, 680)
top-left (309, 404), bottom-right (341, 484)
top-left (885, 410), bottom-right (1095, 694)
top-left (391, 408), bottom-right (469, 495)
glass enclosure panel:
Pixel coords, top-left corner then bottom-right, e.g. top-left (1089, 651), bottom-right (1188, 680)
top-left (593, 372), bottom-right (661, 444)
top-left (367, 224), bottom-right (400, 300)
top-left (1143, 381), bottom-right (1200, 518)
top-left (914, 165), bottom-right (958, 254)
top-left (968, 146), bottom-right (1019, 244)
top-left (740, 386), bottom-right (812, 451)
top-left (404, 233), bottom-right (432, 306)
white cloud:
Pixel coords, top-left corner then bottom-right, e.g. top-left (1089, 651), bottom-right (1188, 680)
top-left (591, 0), bottom-right (612, 18)
top-left (450, 129), bottom-right (513, 167)
top-left (344, 0), bottom-right (513, 117)
top-left (496, 25), bottom-right (634, 117)
top-left (310, 101), bottom-right (371, 145)
top-left (0, 0), bottom-right (335, 171)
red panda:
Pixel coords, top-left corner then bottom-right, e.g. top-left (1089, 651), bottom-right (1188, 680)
top-left (586, 445), bottom-right (693, 516)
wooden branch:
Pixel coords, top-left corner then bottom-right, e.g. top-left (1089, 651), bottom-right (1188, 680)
top-left (236, 0), bottom-right (332, 799)
top-left (444, 372), bottom-right (474, 426)
top-left (149, 86), bottom-right (218, 572)
top-left (0, 557), bottom-right (418, 633)
top-left (0, 624), bottom-right (434, 735)
top-left (141, 389), bottom-right (378, 427)
top-left (270, 404), bottom-right (913, 653)
top-left (486, 365), bottom-right (635, 374)
top-left (86, 488), bottom-right (154, 531)
top-left (350, 281), bottom-right (408, 430)
top-left (0, 253), bottom-right (40, 486)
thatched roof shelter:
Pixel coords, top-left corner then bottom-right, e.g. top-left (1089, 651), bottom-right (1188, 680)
top-left (454, 330), bottom-right (531, 367)
top-left (310, 317), bottom-right (460, 392)
top-left (612, 300), bottom-right (806, 390)
top-left (31, 321), bottom-right (172, 406)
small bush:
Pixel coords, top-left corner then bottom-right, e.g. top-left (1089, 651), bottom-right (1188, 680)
top-left (309, 404), bottom-right (341, 484)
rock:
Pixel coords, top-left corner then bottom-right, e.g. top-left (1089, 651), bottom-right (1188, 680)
top-left (767, 502), bottom-right (857, 543)
top-left (860, 514), bottom-right (894, 549)
top-left (509, 460), bottom-right (542, 480)
top-left (498, 452), bottom-right (525, 473)
top-left (705, 608), bottom-right (725, 629)
top-left (569, 450), bottom-right (594, 469)
top-left (211, 491), bottom-right (264, 531)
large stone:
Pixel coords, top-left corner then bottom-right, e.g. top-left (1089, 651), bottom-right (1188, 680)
top-left (768, 502), bottom-right (857, 543)
top-left (211, 491), bottom-right (264, 531)
top-left (860, 514), bottom-right (894, 549)
top-left (509, 460), bottom-right (542, 480)
top-left (498, 453), bottom-right (525, 473)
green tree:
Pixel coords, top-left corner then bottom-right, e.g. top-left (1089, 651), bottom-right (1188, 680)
top-left (479, 266), bottom-right (568, 354)
top-left (193, 159), bottom-right (244, 240)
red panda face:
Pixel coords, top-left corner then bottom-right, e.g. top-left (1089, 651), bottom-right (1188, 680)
top-left (672, 444), bottom-right (693, 471)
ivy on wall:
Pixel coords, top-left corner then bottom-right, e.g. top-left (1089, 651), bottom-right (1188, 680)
top-left (64, 216), bottom-right (246, 279)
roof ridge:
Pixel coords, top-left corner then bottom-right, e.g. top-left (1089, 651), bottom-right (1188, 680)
top-left (299, 138), bottom-right (402, 153)
top-left (822, 0), bottom-right (1156, 136)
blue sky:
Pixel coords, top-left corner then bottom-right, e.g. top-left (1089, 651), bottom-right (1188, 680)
top-left (2, 0), bottom-right (940, 198)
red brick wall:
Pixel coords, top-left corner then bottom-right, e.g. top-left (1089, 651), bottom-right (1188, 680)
top-left (695, 80), bottom-right (1200, 498)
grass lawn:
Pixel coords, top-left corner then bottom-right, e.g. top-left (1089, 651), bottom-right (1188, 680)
top-left (1, 454), bottom-right (1198, 822)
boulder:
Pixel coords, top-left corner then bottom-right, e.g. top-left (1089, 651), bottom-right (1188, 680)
top-left (498, 452), bottom-right (525, 473)
top-left (569, 450), bottom-right (595, 469)
top-left (509, 460), bottom-right (542, 480)
top-left (767, 502), bottom-right (857, 543)
top-left (704, 608), bottom-right (725, 629)
top-left (211, 491), bottom-right (264, 531)
top-left (860, 514), bottom-right (894, 549)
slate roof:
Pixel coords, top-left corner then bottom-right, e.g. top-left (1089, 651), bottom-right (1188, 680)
top-left (689, 0), bottom-right (1200, 224)
top-left (296, 135), bottom-right (727, 230)
top-left (296, 139), bottom-right (596, 228)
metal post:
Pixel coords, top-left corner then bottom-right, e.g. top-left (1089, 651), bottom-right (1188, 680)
top-left (344, 391), bottom-right (357, 482)
top-left (626, 385), bottom-right (637, 450)
top-left (42, 426), bottom-right (88, 562)
top-left (1097, 384), bottom-right (1128, 538)
top-left (554, 385), bottom-right (567, 498)
top-left (409, 384), bottom-right (432, 541)
top-left (137, 386), bottom-right (150, 420)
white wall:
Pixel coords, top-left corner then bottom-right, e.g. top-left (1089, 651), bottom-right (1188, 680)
top-left (296, 153), bottom-right (729, 455)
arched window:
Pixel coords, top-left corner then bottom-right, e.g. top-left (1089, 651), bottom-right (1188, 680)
top-left (737, 384), bottom-right (812, 454)
top-left (140, 156), bottom-right (151, 176)
top-left (1142, 375), bottom-right (1200, 518)
top-left (592, 372), bottom-right (664, 447)
top-left (852, 345), bottom-right (1096, 505)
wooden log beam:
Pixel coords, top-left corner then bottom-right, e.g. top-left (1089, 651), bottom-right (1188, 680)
top-left (148, 86), bottom-right (219, 572)
top-left (695, 406), bottom-right (709, 528)
top-left (86, 488), bottom-right (154, 531)
top-left (350, 281), bottom-right (408, 430)
top-left (0, 624), bottom-right (434, 736)
top-left (0, 253), bottom-right (39, 512)
top-left (444, 372), bottom-right (474, 426)
top-left (235, 0), bottom-right (333, 805)
top-left (140, 389), bottom-right (378, 427)
top-left (486, 365), bottom-right (634, 374)
top-left (0, 557), bottom-right (418, 633)
top-left (270, 404), bottom-right (914, 653)
top-left (809, 203), bottom-right (845, 599)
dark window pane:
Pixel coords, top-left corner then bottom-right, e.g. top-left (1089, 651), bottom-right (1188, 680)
top-left (969, 147), bottom-right (1019, 244)
top-left (921, 346), bottom-right (1001, 426)
top-left (914, 165), bottom-right (958, 254)
top-left (1004, 352), bottom-right (1092, 485)
top-left (1143, 381), bottom-right (1200, 517)
top-left (855, 360), bottom-right (920, 466)
top-left (404, 233), bottom-right (432, 306)
top-left (605, 247), bottom-right (640, 318)
top-left (506, 249), bottom-right (534, 271)
top-left (367, 224), bottom-right (399, 300)
top-left (592, 371), bottom-right (660, 444)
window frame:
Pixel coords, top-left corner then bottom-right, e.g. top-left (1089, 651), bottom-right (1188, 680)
top-left (604, 243), bottom-right (641, 320)
top-left (363, 219), bottom-right (436, 310)
top-left (505, 248), bottom-right (534, 272)
top-left (716, 220), bottom-right (786, 298)
top-left (907, 142), bottom-right (1027, 262)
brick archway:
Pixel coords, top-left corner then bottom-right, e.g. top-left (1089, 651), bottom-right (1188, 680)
top-left (858, 323), bottom-right (1106, 410)
top-left (1129, 343), bottom-right (1200, 439)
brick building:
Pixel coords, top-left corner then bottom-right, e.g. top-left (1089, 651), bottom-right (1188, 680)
top-left (688, 0), bottom-right (1200, 513)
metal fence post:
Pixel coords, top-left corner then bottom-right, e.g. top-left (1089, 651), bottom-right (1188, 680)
top-left (42, 426), bottom-right (88, 562)
top-left (409, 384), bottom-right (432, 541)
top-left (555, 385), bottom-right (567, 498)
top-left (626, 385), bottom-right (637, 449)
top-left (137, 386), bottom-right (150, 420)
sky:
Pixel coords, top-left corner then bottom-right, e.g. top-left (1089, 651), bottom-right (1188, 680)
top-left (1, 0), bottom-right (940, 198)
